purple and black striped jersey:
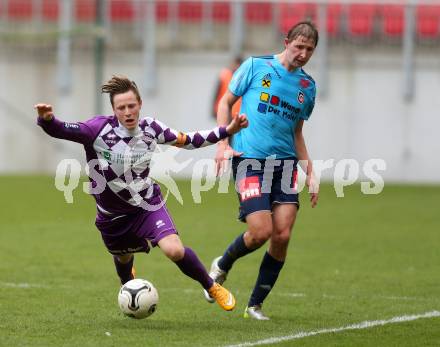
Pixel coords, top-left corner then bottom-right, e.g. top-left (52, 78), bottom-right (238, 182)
top-left (38, 115), bottom-right (228, 215)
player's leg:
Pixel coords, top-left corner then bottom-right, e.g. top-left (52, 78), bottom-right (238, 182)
top-left (245, 203), bottom-right (297, 320)
top-left (158, 234), bottom-right (235, 311)
top-left (158, 234), bottom-right (212, 288)
top-left (204, 210), bottom-right (273, 302)
top-left (113, 253), bottom-right (135, 285)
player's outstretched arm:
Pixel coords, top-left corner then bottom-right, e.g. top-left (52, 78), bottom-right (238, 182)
top-left (34, 103), bottom-right (54, 121)
top-left (150, 114), bottom-right (247, 150)
top-left (35, 103), bottom-right (95, 144)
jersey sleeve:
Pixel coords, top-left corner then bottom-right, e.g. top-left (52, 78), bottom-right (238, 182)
top-left (228, 57), bottom-right (254, 97)
top-left (301, 84), bottom-right (316, 121)
top-left (37, 116), bottom-right (102, 145)
top-left (144, 117), bottom-right (229, 149)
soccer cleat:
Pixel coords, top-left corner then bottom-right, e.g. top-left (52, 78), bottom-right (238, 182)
top-left (203, 256), bottom-right (228, 303)
top-left (244, 305), bottom-right (270, 320)
top-left (207, 283), bottom-right (236, 311)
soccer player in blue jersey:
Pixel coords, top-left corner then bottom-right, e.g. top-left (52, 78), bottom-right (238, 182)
top-left (35, 75), bottom-right (249, 312)
top-left (204, 22), bottom-right (320, 319)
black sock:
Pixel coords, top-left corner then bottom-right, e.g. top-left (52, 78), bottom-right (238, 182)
top-left (218, 233), bottom-right (254, 272)
top-left (248, 252), bottom-right (284, 307)
top-left (113, 255), bottom-right (134, 285)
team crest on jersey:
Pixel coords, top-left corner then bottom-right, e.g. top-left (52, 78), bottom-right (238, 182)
top-left (297, 91), bottom-right (305, 104)
top-left (261, 73), bottom-right (271, 88)
top-left (300, 78), bottom-right (310, 88)
top-left (63, 122), bottom-right (80, 130)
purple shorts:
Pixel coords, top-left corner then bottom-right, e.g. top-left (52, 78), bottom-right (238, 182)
top-left (95, 191), bottom-right (177, 255)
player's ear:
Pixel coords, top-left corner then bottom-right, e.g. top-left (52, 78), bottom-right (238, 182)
top-left (284, 38), bottom-right (289, 48)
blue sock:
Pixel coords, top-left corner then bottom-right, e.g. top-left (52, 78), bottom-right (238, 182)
top-left (248, 252), bottom-right (284, 307)
top-left (113, 255), bottom-right (134, 285)
top-left (175, 247), bottom-right (213, 290)
top-left (218, 233), bottom-right (254, 272)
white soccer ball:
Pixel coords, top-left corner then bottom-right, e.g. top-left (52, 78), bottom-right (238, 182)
top-left (118, 279), bottom-right (159, 319)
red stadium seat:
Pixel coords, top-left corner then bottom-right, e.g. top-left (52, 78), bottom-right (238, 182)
top-left (76, 0), bottom-right (95, 23)
top-left (42, 0), bottom-right (58, 21)
top-left (7, 0), bottom-right (33, 20)
top-left (307, 3), bottom-right (343, 37)
top-left (347, 3), bottom-right (377, 37)
top-left (110, 0), bottom-right (135, 22)
top-left (156, 1), bottom-right (169, 23)
top-left (178, 1), bottom-right (202, 22)
top-left (279, 2), bottom-right (311, 35)
top-left (212, 1), bottom-right (230, 23)
top-left (417, 5), bottom-right (440, 39)
top-left (327, 3), bottom-right (343, 37)
top-left (380, 4), bottom-right (404, 37)
top-left (245, 2), bottom-right (272, 24)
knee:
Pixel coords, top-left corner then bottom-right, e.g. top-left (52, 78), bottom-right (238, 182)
top-left (165, 246), bottom-right (185, 262)
top-left (116, 254), bottom-right (133, 264)
top-left (271, 228), bottom-right (291, 246)
top-left (246, 227), bottom-right (272, 248)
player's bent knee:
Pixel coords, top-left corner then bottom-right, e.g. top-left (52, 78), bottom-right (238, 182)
top-left (272, 229), bottom-right (291, 246)
top-left (246, 228), bottom-right (272, 248)
top-left (165, 246), bottom-right (185, 262)
top-left (116, 253), bottom-right (134, 264)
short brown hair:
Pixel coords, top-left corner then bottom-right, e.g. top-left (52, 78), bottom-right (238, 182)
top-left (286, 21), bottom-right (319, 47)
top-left (101, 75), bottom-right (141, 107)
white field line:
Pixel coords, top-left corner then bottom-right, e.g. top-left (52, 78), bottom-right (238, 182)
top-left (224, 311), bottom-right (440, 347)
top-left (0, 281), bottom-right (49, 288)
top-left (159, 288), bottom-right (434, 302)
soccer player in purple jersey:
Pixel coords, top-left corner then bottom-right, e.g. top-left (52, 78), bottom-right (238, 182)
top-left (35, 75), bottom-right (248, 312)
top-left (204, 22), bottom-right (320, 319)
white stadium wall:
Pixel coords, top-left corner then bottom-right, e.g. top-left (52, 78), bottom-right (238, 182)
top-left (0, 47), bottom-right (439, 183)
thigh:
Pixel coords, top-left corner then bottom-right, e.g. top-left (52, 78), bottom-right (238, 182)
top-left (157, 234), bottom-right (185, 260)
top-left (233, 158), bottom-right (271, 222)
top-left (271, 159), bottom-right (300, 207)
top-left (136, 202), bottom-right (178, 247)
top-left (272, 203), bottom-right (298, 234)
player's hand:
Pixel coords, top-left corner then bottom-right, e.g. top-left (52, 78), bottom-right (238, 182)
top-left (306, 174), bottom-right (319, 208)
top-left (215, 141), bottom-right (243, 176)
top-left (225, 114), bottom-right (248, 135)
top-left (34, 103), bottom-right (54, 121)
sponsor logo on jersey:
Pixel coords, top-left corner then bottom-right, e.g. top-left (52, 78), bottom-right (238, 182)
top-left (297, 91), bottom-right (305, 104)
top-left (63, 122), bottom-right (80, 130)
top-left (258, 92), bottom-right (301, 120)
top-left (103, 151), bottom-right (111, 161)
top-left (262, 73), bottom-right (272, 88)
top-left (265, 61), bottom-right (282, 79)
top-left (238, 176), bottom-right (261, 202)
top-left (262, 79), bottom-right (271, 88)
top-left (155, 220), bottom-right (166, 228)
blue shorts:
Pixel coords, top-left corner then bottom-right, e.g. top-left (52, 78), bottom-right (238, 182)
top-left (232, 157), bottom-right (300, 222)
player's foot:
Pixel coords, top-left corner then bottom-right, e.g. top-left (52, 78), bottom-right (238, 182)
top-left (244, 305), bottom-right (270, 320)
top-left (203, 256), bottom-right (228, 303)
top-left (207, 283), bottom-right (236, 311)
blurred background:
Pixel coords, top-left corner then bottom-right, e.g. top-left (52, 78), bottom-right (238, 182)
top-left (0, 0), bottom-right (439, 183)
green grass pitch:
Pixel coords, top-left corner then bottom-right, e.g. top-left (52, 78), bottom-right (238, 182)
top-left (0, 176), bottom-right (439, 347)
